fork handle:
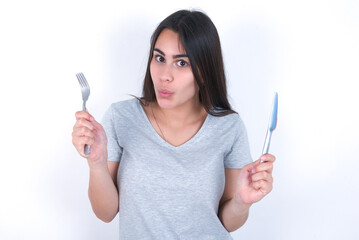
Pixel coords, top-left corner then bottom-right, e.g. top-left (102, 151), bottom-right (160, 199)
top-left (84, 144), bottom-right (91, 155)
top-left (82, 102), bottom-right (91, 155)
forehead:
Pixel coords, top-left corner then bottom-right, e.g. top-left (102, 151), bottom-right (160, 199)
top-left (154, 29), bottom-right (186, 54)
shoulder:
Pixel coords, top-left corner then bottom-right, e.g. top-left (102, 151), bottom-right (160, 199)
top-left (102, 97), bottom-right (142, 123)
top-left (209, 112), bottom-right (244, 129)
top-left (206, 112), bottom-right (248, 143)
top-left (107, 98), bottom-right (141, 116)
top-left (110, 97), bottom-right (140, 111)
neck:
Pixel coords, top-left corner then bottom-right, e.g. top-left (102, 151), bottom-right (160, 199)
top-left (152, 100), bottom-right (206, 128)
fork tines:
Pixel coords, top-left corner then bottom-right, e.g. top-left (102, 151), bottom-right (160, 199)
top-left (76, 72), bottom-right (89, 88)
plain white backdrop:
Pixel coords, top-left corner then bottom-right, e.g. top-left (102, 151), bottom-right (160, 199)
top-left (0, 0), bottom-right (358, 239)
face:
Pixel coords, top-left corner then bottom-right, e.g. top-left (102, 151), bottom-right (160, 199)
top-left (150, 29), bottom-right (199, 110)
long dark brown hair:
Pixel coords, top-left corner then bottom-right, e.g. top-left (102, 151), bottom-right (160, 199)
top-left (140, 10), bottom-right (236, 116)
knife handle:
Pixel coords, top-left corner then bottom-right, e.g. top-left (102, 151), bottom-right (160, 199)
top-left (261, 130), bottom-right (272, 162)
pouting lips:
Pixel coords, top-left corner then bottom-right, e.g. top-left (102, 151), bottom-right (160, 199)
top-left (158, 89), bottom-right (173, 98)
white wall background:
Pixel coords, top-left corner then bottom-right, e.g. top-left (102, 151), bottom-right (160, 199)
top-left (1, 0), bottom-right (358, 239)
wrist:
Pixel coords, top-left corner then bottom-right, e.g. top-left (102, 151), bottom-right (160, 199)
top-left (88, 158), bottom-right (108, 172)
top-left (87, 150), bottom-right (108, 169)
top-left (231, 198), bottom-right (252, 215)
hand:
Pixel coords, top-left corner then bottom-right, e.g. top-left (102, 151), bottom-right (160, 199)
top-left (72, 110), bottom-right (108, 169)
top-left (234, 154), bottom-right (275, 206)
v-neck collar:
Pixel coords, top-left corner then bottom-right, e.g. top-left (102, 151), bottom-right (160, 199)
top-left (136, 99), bottom-right (210, 150)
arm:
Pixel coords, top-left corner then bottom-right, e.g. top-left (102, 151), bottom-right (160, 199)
top-left (88, 161), bottom-right (119, 223)
top-left (72, 110), bottom-right (120, 222)
top-left (218, 154), bottom-right (275, 232)
top-left (218, 169), bottom-right (250, 232)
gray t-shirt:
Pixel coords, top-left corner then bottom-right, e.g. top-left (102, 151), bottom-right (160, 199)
top-left (101, 98), bottom-right (252, 240)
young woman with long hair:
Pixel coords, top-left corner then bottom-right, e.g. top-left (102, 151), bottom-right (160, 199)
top-left (72, 9), bottom-right (275, 239)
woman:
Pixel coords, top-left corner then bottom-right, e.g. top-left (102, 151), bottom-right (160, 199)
top-left (72, 10), bottom-right (275, 239)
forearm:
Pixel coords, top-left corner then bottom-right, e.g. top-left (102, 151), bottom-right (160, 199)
top-left (88, 166), bottom-right (119, 222)
top-left (218, 199), bottom-right (251, 232)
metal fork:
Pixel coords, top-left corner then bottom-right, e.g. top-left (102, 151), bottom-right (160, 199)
top-left (76, 72), bottom-right (91, 155)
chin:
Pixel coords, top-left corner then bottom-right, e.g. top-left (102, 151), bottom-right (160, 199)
top-left (157, 98), bottom-right (175, 109)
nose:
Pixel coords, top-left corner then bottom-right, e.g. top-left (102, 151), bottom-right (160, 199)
top-left (159, 64), bottom-right (174, 82)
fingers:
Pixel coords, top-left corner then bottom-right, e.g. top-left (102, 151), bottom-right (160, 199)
top-left (73, 117), bottom-right (95, 141)
top-left (249, 154), bottom-right (276, 193)
top-left (72, 136), bottom-right (94, 157)
top-left (73, 135), bottom-right (95, 149)
top-left (72, 126), bottom-right (95, 138)
top-left (250, 171), bottom-right (273, 194)
top-left (73, 110), bottom-right (96, 131)
top-left (73, 119), bottom-right (94, 134)
top-left (72, 111), bottom-right (97, 157)
top-left (252, 179), bottom-right (273, 193)
top-left (256, 161), bottom-right (274, 174)
top-left (260, 154), bottom-right (276, 163)
top-left (256, 154), bottom-right (275, 172)
top-left (75, 110), bottom-right (94, 122)
top-left (242, 159), bottom-right (260, 172)
top-left (251, 171), bottom-right (273, 183)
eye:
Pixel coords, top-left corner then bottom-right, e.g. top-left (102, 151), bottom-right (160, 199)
top-left (176, 60), bottom-right (189, 67)
top-left (155, 55), bottom-right (165, 63)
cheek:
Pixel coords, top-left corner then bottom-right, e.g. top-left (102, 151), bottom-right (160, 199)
top-left (150, 62), bottom-right (159, 84)
top-left (179, 73), bottom-right (198, 93)
top-left (149, 61), bottom-right (155, 79)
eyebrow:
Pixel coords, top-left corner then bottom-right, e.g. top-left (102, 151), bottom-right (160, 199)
top-left (154, 48), bottom-right (188, 58)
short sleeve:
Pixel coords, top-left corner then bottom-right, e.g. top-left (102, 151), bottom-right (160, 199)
top-left (224, 116), bottom-right (253, 168)
top-left (101, 104), bottom-right (123, 162)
